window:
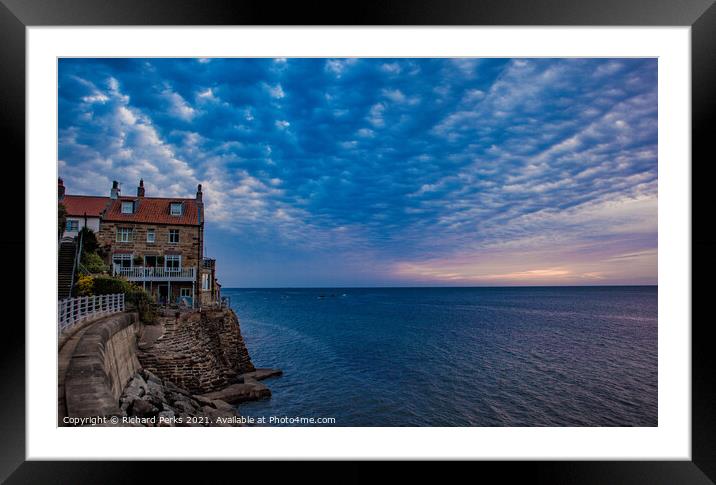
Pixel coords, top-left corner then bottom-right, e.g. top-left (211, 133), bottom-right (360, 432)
top-left (165, 255), bottom-right (181, 272)
top-left (121, 201), bottom-right (134, 214)
top-left (202, 273), bottom-right (210, 290)
top-left (146, 229), bottom-right (155, 243)
top-left (112, 253), bottom-right (132, 269)
top-left (144, 255), bottom-right (159, 268)
top-left (66, 220), bottom-right (79, 232)
top-left (180, 288), bottom-right (192, 297)
top-left (170, 203), bottom-right (183, 216)
top-left (116, 227), bottom-right (133, 242)
top-left (169, 229), bottom-right (179, 244)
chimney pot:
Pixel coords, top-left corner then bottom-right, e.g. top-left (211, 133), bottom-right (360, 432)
top-left (110, 180), bottom-right (120, 199)
top-left (58, 178), bottom-right (65, 200)
top-left (137, 179), bottom-right (145, 198)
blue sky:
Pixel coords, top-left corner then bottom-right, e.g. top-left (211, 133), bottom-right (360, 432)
top-left (58, 58), bottom-right (657, 287)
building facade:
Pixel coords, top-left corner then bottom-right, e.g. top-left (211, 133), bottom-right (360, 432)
top-left (60, 178), bottom-right (220, 308)
top-left (58, 178), bottom-right (105, 239)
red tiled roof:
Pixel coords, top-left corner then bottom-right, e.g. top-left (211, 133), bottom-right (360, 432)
top-left (103, 196), bottom-right (201, 226)
top-left (60, 195), bottom-right (110, 217)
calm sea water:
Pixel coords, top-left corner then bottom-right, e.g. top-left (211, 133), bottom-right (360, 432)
top-left (224, 286), bottom-right (657, 426)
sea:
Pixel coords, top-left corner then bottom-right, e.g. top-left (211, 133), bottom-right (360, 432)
top-left (223, 286), bottom-right (657, 426)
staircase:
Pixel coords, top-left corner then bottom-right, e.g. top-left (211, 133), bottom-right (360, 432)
top-left (58, 238), bottom-right (77, 300)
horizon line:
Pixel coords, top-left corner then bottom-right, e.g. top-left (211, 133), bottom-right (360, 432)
top-left (220, 284), bottom-right (658, 289)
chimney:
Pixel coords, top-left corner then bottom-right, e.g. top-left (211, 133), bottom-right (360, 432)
top-left (110, 180), bottom-right (120, 199)
top-left (196, 184), bottom-right (204, 226)
top-left (137, 179), bottom-right (145, 198)
top-left (58, 178), bottom-right (65, 200)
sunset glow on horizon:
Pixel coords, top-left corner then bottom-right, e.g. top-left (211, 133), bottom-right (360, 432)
top-left (58, 58), bottom-right (657, 287)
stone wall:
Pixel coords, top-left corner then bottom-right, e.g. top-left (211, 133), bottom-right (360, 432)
top-left (97, 221), bottom-right (202, 270)
top-left (138, 308), bottom-right (255, 394)
top-left (63, 312), bottom-right (141, 419)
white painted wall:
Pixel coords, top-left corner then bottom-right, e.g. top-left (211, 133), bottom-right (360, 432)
top-left (62, 216), bottom-right (100, 239)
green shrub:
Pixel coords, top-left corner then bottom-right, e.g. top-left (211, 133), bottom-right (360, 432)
top-left (81, 251), bottom-right (109, 274)
top-left (91, 276), bottom-right (158, 324)
top-left (92, 275), bottom-right (134, 295)
top-left (126, 288), bottom-right (158, 324)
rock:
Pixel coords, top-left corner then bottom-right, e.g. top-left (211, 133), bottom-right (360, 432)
top-left (176, 414), bottom-right (192, 427)
top-left (203, 406), bottom-right (240, 427)
top-left (240, 368), bottom-right (283, 382)
top-left (130, 398), bottom-right (159, 418)
top-left (146, 379), bottom-right (166, 402)
top-left (199, 382), bottom-right (271, 404)
top-left (119, 397), bottom-right (134, 414)
top-left (157, 410), bottom-right (176, 427)
top-left (211, 399), bottom-right (234, 411)
top-left (143, 369), bottom-right (163, 385)
top-left (166, 381), bottom-right (191, 397)
top-left (173, 398), bottom-right (196, 414)
top-left (121, 374), bottom-right (147, 401)
top-left (193, 395), bottom-right (215, 407)
top-left (143, 392), bottom-right (165, 410)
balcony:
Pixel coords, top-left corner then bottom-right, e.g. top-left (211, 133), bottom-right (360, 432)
top-left (113, 264), bottom-right (196, 282)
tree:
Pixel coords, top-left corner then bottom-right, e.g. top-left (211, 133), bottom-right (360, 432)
top-left (79, 226), bottom-right (100, 254)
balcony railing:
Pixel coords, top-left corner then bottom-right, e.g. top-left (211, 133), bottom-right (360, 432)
top-left (113, 265), bottom-right (196, 281)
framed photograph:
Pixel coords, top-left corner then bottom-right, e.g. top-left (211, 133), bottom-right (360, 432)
top-left (4, 0), bottom-right (714, 481)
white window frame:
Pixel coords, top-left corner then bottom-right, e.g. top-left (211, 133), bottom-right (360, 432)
top-left (165, 255), bottom-right (181, 272)
top-left (180, 288), bottom-right (192, 297)
top-left (144, 255), bottom-right (160, 267)
top-left (121, 201), bottom-right (134, 214)
top-left (146, 228), bottom-right (155, 243)
top-left (201, 273), bottom-right (210, 290)
top-left (168, 229), bottom-right (179, 244)
top-left (112, 253), bottom-right (133, 269)
top-left (170, 202), bottom-right (183, 216)
top-left (116, 227), bottom-right (133, 242)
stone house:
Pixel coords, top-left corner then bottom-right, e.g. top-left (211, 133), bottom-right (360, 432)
top-left (60, 178), bottom-right (220, 308)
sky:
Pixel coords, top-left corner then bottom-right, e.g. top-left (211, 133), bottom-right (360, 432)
top-left (58, 58), bottom-right (657, 287)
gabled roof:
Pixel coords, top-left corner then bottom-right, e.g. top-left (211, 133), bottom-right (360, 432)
top-left (103, 196), bottom-right (201, 226)
top-left (60, 195), bottom-right (110, 217)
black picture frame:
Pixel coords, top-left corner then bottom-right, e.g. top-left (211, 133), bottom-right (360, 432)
top-left (2, 0), bottom-right (714, 482)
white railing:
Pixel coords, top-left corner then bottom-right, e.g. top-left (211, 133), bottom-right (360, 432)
top-left (58, 293), bottom-right (125, 334)
top-left (113, 265), bottom-right (196, 281)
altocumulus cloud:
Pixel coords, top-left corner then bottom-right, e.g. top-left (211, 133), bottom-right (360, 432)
top-left (58, 58), bottom-right (657, 287)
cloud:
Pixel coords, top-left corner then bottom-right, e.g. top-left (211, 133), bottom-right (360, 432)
top-left (325, 58), bottom-right (357, 77)
top-left (58, 58), bottom-right (658, 286)
top-left (264, 83), bottom-right (285, 99)
top-left (162, 87), bottom-right (197, 120)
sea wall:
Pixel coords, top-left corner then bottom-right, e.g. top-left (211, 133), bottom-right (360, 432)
top-left (137, 308), bottom-right (256, 394)
top-left (60, 306), bottom-right (274, 426)
top-left (63, 312), bottom-right (141, 419)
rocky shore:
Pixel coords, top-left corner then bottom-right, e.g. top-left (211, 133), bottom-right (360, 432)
top-left (118, 307), bottom-right (282, 426)
top-left (58, 306), bottom-right (280, 426)
top-left (119, 368), bottom-right (242, 427)
top-left (119, 367), bottom-right (284, 426)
